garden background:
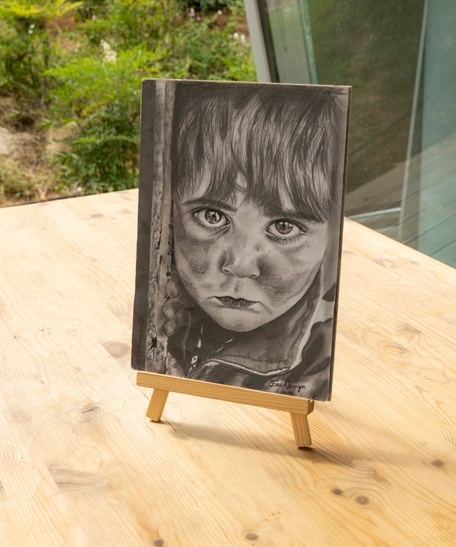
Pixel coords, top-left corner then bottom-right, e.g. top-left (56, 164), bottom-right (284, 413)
top-left (0, 0), bottom-right (254, 206)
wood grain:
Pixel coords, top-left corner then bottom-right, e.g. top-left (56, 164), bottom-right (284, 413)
top-left (290, 412), bottom-right (312, 447)
top-left (145, 80), bottom-right (175, 373)
top-left (0, 190), bottom-right (455, 546)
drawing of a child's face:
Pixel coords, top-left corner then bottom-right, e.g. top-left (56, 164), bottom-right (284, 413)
top-left (173, 178), bottom-right (329, 332)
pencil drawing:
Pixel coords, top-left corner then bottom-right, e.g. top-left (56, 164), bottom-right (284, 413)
top-left (132, 80), bottom-right (350, 401)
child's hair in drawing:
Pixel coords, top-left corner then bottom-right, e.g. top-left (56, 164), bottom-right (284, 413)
top-left (171, 82), bottom-right (344, 222)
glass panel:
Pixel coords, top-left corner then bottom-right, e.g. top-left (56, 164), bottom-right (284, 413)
top-left (258, 0), bottom-right (317, 83)
top-left (408, 0), bottom-right (456, 264)
top-left (309, 0), bottom-right (456, 267)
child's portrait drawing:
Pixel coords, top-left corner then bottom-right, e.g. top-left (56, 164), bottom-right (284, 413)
top-left (132, 80), bottom-right (350, 401)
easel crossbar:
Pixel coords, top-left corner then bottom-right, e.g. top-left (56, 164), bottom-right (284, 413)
top-left (136, 371), bottom-right (314, 414)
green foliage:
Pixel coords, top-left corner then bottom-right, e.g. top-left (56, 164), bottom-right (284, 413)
top-left (176, 13), bottom-right (254, 81)
top-left (0, 0), bottom-right (255, 196)
top-left (53, 111), bottom-right (140, 194)
top-left (47, 44), bottom-right (170, 191)
top-left (0, 0), bottom-right (82, 100)
top-left (0, 0), bottom-right (82, 20)
top-left (0, 15), bottom-right (49, 100)
top-left (75, 0), bottom-right (110, 21)
top-left (80, 0), bottom-right (172, 50)
top-left (177, 0), bottom-right (244, 13)
top-left (47, 44), bottom-right (169, 118)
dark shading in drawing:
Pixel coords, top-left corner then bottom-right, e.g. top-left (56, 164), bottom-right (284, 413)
top-left (132, 79), bottom-right (350, 401)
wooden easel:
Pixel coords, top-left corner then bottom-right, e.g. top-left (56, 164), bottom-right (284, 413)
top-left (136, 371), bottom-right (314, 447)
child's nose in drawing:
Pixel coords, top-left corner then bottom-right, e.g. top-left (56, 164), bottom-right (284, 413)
top-left (220, 240), bottom-right (262, 279)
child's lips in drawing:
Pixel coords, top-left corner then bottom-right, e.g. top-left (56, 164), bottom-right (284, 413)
top-left (214, 296), bottom-right (258, 309)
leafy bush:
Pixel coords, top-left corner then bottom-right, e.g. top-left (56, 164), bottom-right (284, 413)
top-left (47, 44), bottom-right (170, 191)
top-left (0, 0), bottom-right (255, 198)
top-left (176, 12), bottom-right (254, 81)
top-left (0, 1), bottom-right (81, 101)
top-left (177, 0), bottom-right (244, 12)
top-left (47, 2), bottom-right (254, 193)
top-left (80, 0), bottom-right (173, 50)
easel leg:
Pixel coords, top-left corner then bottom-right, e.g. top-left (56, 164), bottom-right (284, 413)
top-left (290, 412), bottom-right (312, 448)
top-left (146, 389), bottom-right (169, 422)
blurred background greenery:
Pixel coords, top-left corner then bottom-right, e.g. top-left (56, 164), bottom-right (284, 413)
top-left (0, 0), bottom-right (255, 204)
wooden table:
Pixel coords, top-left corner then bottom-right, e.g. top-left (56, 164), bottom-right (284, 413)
top-left (1, 190), bottom-right (455, 547)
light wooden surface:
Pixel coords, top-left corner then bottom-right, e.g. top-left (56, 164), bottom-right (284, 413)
top-left (0, 189), bottom-right (455, 547)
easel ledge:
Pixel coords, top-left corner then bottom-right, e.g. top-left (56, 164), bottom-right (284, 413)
top-left (136, 371), bottom-right (315, 448)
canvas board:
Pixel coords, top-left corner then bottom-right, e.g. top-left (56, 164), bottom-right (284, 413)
top-left (132, 79), bottom-right (350, 401)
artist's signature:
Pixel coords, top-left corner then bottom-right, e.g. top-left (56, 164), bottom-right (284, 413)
top-left (268, 380), bottom-right (306, 393)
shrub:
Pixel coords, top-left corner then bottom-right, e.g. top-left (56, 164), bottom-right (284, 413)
top-left (0, 1), bottom-right (81, 101)
top-left (47, 44), bottom-right (170, 192)
top-left (0, 0), bottom-right (255, 197)
top-left (176, 11), bottom-right (254, 81)
top-left (46, 3), bottom-right (254, 193)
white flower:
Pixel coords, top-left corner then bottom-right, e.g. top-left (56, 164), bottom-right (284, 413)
top-left (233, 32), bottom-right (239, 39)
top-left (240, 34), bottom-right (245, 42)
top-left (100, 40), bottom-right (117, 63)
top-left (217, 10), bottom-right (222, 15)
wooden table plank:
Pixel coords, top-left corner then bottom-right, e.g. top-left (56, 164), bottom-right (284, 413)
top-left (0, 190), bottom-right (455, 546)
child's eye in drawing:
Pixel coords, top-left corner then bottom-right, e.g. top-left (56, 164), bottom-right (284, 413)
top-left (193, 208), bottom-right (230, 229)
top-left (266, 220), bottom-right (306, 242)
